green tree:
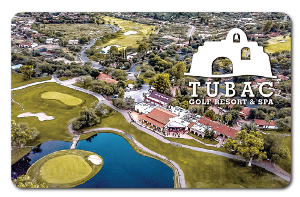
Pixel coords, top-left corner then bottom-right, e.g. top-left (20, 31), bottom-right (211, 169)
top-left (205, 109), bottom-right (215, 119)
top-left (263, 133), bottom-right (290, 169)
top-left (72, 107), bottom-right (100, 130)
top-left (169, 98), bottom-right (180, 106)
top-left (76, 76), bottom-right (93, 89)
top-left (91, 102), bottom-right (109, 116)
top-left (137, 42), bottom-right (148, 59)
top-left (204, 129), bottom-right (215, 140)
top-left (20, 65), bottom-right (34, 80)
top-left (180, 100), bottom-right (190, 110)
top-left (118, 88), bottom-right (125, 99)
top-left (225, 113), bottom-right (232, 125)
top-left (11, 120), bottom-right (38, 148)
top-left (150, 73), bottom-right (170, 94)
top-left (90, 69), bottom-right (100, 79)
top-left (241, 123), bottom-right (259, 133)
top-left (13, 175), bottom-right (48, 188)
top-left (173, 61), bottom-right (187, 80)
top-left (224, 130), bottom-right (267, 166)
top-left (108, 45), bottom-right (119, 57)
top-left (264, 111), bottom-right (275, 129)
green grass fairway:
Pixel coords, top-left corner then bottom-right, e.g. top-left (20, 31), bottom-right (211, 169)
top-left (11, 72), bottom-right (51, 89)
top-left (41, 91), bottom-right (83, 106)
top-left (11, 82), bottom-right (98, 164)
top-left (96, 16), bottom-right (155, 50)
top-left (264, 35), bottom-right (291, 54)
top-left (40, 155), bottom-right (92, 183)
top-left (27, 149), bottom-right (103, 188)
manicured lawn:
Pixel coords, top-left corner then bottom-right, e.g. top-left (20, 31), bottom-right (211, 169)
top-left (188, 133), bottom-right (218, 145)
top-left (167, 137), bottom-right (227, 153)
top-left (11, 72), bottom-right (51, 89)
top-left (40, 155), bottom-right (92, 183)
top-left (41, 91), bottom-right (83, 106)
top-left (11, 82), bottom-right (98, 164)
top-left (27, 149), bottom-right (103, 188)
top-left (94, 16), bottom-right (155, 50)
top-left (264, 35), bottom-right (291, 54)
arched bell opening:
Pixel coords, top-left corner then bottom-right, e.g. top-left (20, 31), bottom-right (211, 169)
top-left (233, 33), bottom-right (240, 43)
top-left (212, 57), bottom-right (233, 75)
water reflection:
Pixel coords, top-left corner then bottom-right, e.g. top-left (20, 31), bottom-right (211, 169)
top-left (85, 134), bottom-right (98, 143)
top-left (12, 134), bottom-right (174, 188)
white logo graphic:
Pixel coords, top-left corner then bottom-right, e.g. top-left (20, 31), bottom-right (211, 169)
top-left (185, 28), bottom-right (277, 78)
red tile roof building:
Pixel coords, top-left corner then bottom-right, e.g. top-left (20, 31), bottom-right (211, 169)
top-left (239, 107), bottom-right (251, 119)
top-left (198, 117), bottom-right (238, 138)
top-left (139, 108), bottom-right (177, 131)
top-left (254, 119), bottom-right (277, 129)
top-left (97, 72), bottom-right (118, 84)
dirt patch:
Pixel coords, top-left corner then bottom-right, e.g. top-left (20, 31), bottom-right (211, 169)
top-left (17, 112), bottom-right (54, 121)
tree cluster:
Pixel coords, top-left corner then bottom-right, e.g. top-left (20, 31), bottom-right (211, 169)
top-left (224, 130), bottom-right (267, 166)
top-left (11, 120), bottom-right (39, 148)
top-left (13, 175), bottom-right (48, 188)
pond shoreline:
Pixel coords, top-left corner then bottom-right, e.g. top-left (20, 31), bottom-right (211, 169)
top-left (70, 126), bottom-right (184, 188)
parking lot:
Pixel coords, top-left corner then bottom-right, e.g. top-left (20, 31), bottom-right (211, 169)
top-left (124, 84), bottom-right (150, 103)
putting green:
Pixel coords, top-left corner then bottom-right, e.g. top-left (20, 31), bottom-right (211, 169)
top-left (41, 91), bottom-right (83, 106)
top-left (27, 149), bottom-right (103, 188)
top-left (40, 155), bottom-right (92, 184)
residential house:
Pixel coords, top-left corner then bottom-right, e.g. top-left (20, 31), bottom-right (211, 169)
top-left (40, 51), bottom-right (55, 58)
top-left (239, 107), bottom-right (251, 119)
top-left (277, 75), bottom-right (289, 81)
top-left (254, 119), bottom-right (278, 129)
top-left (97, 72), bottom-right (118, 84)
top-left (18, 42), bottom-right (32, 48)
top-left (45, 38), bottom-right (59, 44)
top-left (68, 39), bottom-right (79, 45)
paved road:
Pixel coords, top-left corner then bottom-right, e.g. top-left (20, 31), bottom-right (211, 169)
top-left (77, 24), bottom-right (120, 70)
top-left (77, 39), bottom-right (103, 69)
top-left (187, 25), bottom-right (196, 38)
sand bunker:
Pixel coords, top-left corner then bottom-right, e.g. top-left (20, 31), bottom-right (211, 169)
top-left (124, 31), bottom-right (138, 35)
top-left (88, 155), bottom-right (102, 165)
top-left (17, 112), bottom-right (55, 121)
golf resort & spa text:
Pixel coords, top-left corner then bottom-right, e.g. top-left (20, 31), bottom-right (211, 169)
top-left (189, 81), bottom-right (274, 106)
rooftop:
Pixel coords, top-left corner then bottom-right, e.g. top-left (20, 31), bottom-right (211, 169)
top-left (97, 72), bottom-right (118, 84)
top-left (148, 91), bottom-right (172, 104)
top-left (198, 117), bottom-right (238, 138)
top-left (254, 119), bottom-right (276, 126)
top-left (146, 108), bottom-right (178, 125)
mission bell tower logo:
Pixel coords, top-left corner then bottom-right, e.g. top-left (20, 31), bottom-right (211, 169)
top-left (185, 28), bottom-right (277, 79)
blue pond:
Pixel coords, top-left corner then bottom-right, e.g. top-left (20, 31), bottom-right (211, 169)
top-left (12, 133), bottom-right (174, 188)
